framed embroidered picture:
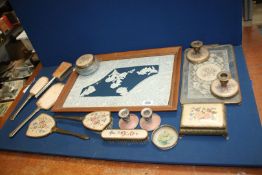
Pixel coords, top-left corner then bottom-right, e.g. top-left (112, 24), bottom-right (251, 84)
top-left (180, 103), bottom-right (227, 136)
top-left (180, 45), bottom-right (242, 104)
top-left (52, 46), bottom-right (181, 112)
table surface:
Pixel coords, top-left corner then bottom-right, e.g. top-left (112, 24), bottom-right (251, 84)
top-left (0, 26), bottom-right (262, 175)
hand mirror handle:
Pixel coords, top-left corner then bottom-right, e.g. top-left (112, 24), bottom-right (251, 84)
top-left (52, 127), bottom-right (89, 140)
top-left (54, 116), bottom-right (84, 121)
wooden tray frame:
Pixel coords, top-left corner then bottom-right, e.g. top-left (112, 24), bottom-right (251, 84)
top-left (52, 46), bottom-right (181, 112)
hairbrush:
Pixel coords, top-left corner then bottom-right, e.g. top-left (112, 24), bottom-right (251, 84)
top-left (101, 129), bottom-right (148, 142)
top-left (10, 76), bottom-right (49, 120)
top-left (35, 62), bottom-right (72, 98)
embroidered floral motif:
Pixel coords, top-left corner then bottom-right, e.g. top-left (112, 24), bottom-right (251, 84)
top-left (157, 130), bottom-right (174, 146)
top-left (189, 107), bottom-right (217, 121)
top-left (27, 114), bottom-right (55, 136)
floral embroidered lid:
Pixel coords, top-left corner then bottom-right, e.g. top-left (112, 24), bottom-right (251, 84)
top-left (180, 103), bottom-right (226, 128)
top-left (83, 111), bottom-right (112, 131)
top-left (152, 125), bottom-right (179, 150)
top-left (26, 113), bottom-right (55, 138)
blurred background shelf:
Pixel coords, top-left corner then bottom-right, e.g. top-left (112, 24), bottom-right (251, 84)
top-left (0, 0), bottom-right (40, 121)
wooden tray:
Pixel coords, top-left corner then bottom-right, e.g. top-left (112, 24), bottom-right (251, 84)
top-left (52, 46), bottom-right (181, 112)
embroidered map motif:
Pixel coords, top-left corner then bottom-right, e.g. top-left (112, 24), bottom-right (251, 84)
top-left (80, 65), bottom-right (159, 97)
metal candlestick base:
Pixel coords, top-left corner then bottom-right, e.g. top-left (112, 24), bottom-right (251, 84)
top-left (118, 108), bottom-right (139, 129)
top-left (187, 40), bottom-right (209, 64)
top-left (211, 71), bottom-right (239, 98)
top-left (139, 108), bottom-right (161, 131)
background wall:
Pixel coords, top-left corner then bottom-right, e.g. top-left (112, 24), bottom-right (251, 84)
top-left (10, 0), bottom-right (242, 66)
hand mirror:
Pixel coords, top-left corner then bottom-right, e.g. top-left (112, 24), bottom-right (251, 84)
top-left (26, 113), bottom-right (89, 140)
top-left (54, 111), bottom-right (112, 132)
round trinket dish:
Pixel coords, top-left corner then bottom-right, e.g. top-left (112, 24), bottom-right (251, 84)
top-left (152, 125), bottom-right (179, 150)
top-left (187, 40), bottom-right (209, 64)
top-left (75, 54), bottom-right (99, 76)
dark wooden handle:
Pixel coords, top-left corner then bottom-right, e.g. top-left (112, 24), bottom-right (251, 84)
top-left (52, 62), bottom-right (72, 78)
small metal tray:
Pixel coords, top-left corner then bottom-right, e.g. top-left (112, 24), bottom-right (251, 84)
top-left (180, 44), bottom-right (242, 104)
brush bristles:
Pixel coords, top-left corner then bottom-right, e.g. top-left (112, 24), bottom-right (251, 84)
top-left (101, 129), bottom-right (148, 143)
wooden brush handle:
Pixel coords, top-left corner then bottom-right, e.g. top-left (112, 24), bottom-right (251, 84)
top-left (52, 62), bottom-right (72, 78)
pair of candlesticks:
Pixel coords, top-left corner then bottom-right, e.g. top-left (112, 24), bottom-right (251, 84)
top-left (118, 108), bottom-right (161, 131)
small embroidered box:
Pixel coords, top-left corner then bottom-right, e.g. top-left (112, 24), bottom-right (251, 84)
top-left (180, 103), bottom-right (227, 136)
